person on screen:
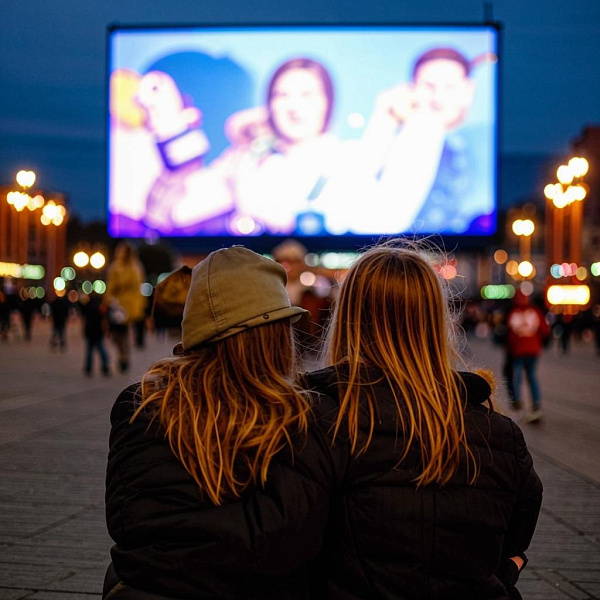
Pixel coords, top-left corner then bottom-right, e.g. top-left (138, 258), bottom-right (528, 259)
top-left (357, 47), bottom-right (495, 235)
top-left (171, 57), bottom-right (356, 236)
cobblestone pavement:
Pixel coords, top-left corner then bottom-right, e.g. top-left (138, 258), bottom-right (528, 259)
top-left (0, 316), bottom-right (598, 599)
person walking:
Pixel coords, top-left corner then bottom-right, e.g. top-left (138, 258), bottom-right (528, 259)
top-left (79, 292), bottom-right (110, 377)
top-left (506, 290), bottom-right (550, 422)
top-left (305, 242), bottom-right (542, 599)
top-left (105, 242), bottom-right (146, 373)
top-left (49, 293), bottom-right (70, 350)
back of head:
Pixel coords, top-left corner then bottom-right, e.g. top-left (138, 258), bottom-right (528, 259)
top-left (136, 246), bottom-right (310, 505)
top-left (326, 243), bottom-right (455, 373)
top-left (324, 241), bottom-right (473, 486)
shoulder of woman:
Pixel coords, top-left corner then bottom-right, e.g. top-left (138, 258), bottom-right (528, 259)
top-left (110, 383), bottom-right (143, 425)
top-left (456, 370), bottom-right (492, 405)
top-left (302, 366), bottom-right (340, 398)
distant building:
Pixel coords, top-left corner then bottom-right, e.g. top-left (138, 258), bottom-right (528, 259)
top-left (0, 186), bottom-right (68, 293)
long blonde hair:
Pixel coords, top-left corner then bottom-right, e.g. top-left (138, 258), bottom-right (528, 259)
top-left (323, 242), bottom-right (476, 486)
top-left (132, 320), bottom-right (309, 505)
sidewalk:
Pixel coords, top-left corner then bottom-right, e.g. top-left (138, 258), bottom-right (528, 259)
top-left (0, 317), bottom-right (599, 599)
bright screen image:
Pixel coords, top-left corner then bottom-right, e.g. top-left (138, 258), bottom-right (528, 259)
top-left (107, 25), bottom-right (498, 238)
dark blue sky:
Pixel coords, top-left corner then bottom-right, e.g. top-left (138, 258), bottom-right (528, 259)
top-left (1, 0), bottom-right (599, 222)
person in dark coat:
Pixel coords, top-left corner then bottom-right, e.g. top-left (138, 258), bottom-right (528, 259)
top-left (103, 247), bottom-right (338, 599)
top-left (80, 292), bottom-right (110, 376)
top-left (305, 242), bottom-right (542, 600)
top-left (50, 294), bottom-right (70, 350)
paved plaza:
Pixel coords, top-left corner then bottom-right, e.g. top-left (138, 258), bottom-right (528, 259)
top-left (0, 315), bottom-right (599, 599)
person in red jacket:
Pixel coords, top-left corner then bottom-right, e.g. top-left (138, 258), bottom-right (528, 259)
top-left (506, 291), bottom-right (550, 422)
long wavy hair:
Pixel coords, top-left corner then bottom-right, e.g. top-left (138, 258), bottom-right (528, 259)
top-left (322, 242), bottom-right (477, 486)
top-left (132, 320), bottom-right (309, 505)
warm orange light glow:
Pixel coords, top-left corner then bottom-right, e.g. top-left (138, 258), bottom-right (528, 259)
top-left (27, 194), bottom-right (45, 211)
top-left (512, 219), bottom-right (535, 237)
top-left (7, 191), bottom-right (30, 211)
top-left (544, 184), bottom-right (556, 200)
top-left (557, 165), bottom-right (574, 185)
top-left (439, 264), bottom-right (457, 280)
top-left (568, 156), bottom-right (589, 178)
top-left (553, 193), bottom-right (569, 209)
top-left (547, 285), bottom-right (590, 306)
top-left (90, 252), bottom-right (106, 269)
top-left (506, 260), bottom-right (519, 276)
top-left (16, 170), bottom-right (36, 189)
top-left (73, 251), bottom-right (90, 268)
top-left (40, 200), bottom-right (66, 226)
top-left (493, 249), bottom-right (508, 265)
top-left (517, 261), bottom-right (534, 278)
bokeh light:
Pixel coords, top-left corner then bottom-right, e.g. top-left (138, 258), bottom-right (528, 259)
top-left (547, 285), bottom-right (590, 306)
top-left (517, 261), bottom-right (534, 278)
top-left (556, 165), bottom-right (574, 185)
top-left (53, 277), bottom-right (66, 291)
top-left (16, 170), bottom-right (36, 188)
top-left (73, 251), bottom-right (89, 268)
top-left (61, 267), bottom-right (76, 281)
top-left (90, 252), bottom-right (106, 269)
top-left (493, 249), bottom-right (508, 265)
top-left (506, 260), bottom-right (519, 276)
top-left (93, 280), bottom-right (107, 294)
top-left (519, 281), bottom-right (534, 296)
top-left (480, 284), bottom-right (515, 300)
top-left (81, 280), bottom-right (93, 294)
top-left (140, 282), bottom-right (153, 297)
top-left (299, 271), bottom-right (317, 286)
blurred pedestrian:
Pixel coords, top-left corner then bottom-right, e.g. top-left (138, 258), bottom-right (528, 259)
top-left (18, 292), bottom-right (37, 341)
top-left (79, 292), bottom-right (110, 377)
top-left (272, 239), bottom-right (331, 357)
top-left (105, 242), bottom-right (146, 373)
top-left (0, 289), bottom-right (10, 341)
top-left (49, 293), bottom-right (70, 351)
top-left (593, 305), bottom-right (600, 356)
top-left (505, 290), bottom-right (550, 422)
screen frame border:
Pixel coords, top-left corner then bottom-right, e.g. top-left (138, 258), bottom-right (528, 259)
top-left (105, 21), bottom-right (501, 252)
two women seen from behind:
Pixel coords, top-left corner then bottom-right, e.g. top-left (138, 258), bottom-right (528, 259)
top-left (104, 242), bottom-right (541, 600)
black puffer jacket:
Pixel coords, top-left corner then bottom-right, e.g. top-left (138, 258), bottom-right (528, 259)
top-left (305, 366), bottom-right (543, 600)
top-left (104, 384), bottom-right (344, 600)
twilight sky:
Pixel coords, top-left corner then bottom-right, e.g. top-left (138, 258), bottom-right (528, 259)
top-left (0, 0), bottom-right (599, 223)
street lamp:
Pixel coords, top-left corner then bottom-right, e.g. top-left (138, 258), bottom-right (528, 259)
top-left (4, 170), bottom-right (46, 265)
top-left (511, 218), bottom-right (535, 262)
top-left (544, 156), bottom-right (589, 269)
top-left (40, 200), bottom-right (68, 287)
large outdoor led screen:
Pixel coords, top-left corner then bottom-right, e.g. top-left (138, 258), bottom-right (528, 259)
top-left (107, 25), bottom-right (498, 239)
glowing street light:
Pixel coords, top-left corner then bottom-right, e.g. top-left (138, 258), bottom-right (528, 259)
top-left (40, 200), bottom-right (66, 226)
top-left (512, 219), bottom-right (535, 237)
top-left (544, 155), bottom-right (590, 275)
top-left (89, 251), bottom-right (106, 269)
top-left (73, 251), bottom-right (90, 268)
top-left (512, 217), bottom-right (535, 263)
top-left (16, 170), bottom-right (36, 189)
